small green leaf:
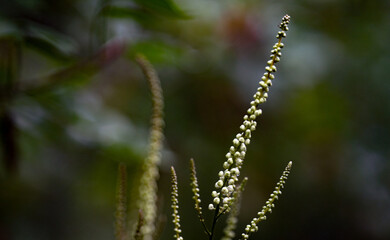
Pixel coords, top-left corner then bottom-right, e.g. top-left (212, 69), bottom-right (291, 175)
top-left (128, 40), bottom-right (184, 65)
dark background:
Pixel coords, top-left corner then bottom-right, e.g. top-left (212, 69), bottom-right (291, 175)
top-left (1, 0), bottom-right (390, 239)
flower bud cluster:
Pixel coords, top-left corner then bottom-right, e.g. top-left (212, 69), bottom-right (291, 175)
top-left (171, 167), bottom-right (184, 240)
top-left (190, 159), bottom-right (206, 224)
top-left (210, 14), bottom-right (291, 214)
top-left (221, 177), bottom-right (248, 240)
top-left (241, 161), bottom-right (292, 240)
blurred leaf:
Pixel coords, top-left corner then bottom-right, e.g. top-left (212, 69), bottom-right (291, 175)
top-left (134, 0), bottom-right (190, 19)
top-left (0, 21), bottom-right (22, 41)
top-left (102, 0), bottom-right (189, 21)
top-left (22, 39), bottom-right (125, 94)
top-left (24, 36), bottom-right (74, 63)
top-left (24, 23), bottom-right (78, 62)
top-left (21, 61), bottom-right (96, 95)
top-left (128, 40), bottom-right (184, 65)
top-left (100, 144), bottom-right (144, 165)
top-left (100, 5), bottom-right (155, 23)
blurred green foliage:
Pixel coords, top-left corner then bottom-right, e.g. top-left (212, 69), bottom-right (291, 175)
top-left (1, 0), bottom-right (390, 240)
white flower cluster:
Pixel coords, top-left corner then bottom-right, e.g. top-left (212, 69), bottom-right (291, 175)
top-left (209, 14), bottom-right (291, 214)
top-left (221, 177), bottom-right (248, 240)
top-left (241, 161), bottom-right (292, 240)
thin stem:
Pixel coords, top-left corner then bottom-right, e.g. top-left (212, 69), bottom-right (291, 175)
top-left (209, 204), bottom-right (221, 240)
top-left (202, 219), bottom-right (211, 237)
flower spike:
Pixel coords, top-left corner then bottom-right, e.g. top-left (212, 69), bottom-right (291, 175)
top-left (210, 14), bottom-right (291, 214)
top-left (221, 177), bottom-right (248, 240)
top-left (240, 161), bottom-right (292, 240)
top-left (190, 158), bottom-right (210, 235)
top-left (171, 167), bottom-right (184, 240)
top-left (135, 54), bottom-right (165, 240)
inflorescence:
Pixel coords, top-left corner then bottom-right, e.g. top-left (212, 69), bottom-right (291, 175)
top-left (221, 177), bottom-right (248, 240)
top-left (171, 167), bottom-right (183, 240)
top-left (209, 14), bottom-right (291, 214)
top-left (190, 158), bottom-right (207, 228)
top-left (240, 161), bottom-right (292, 240)
top-left (168, 14), bottom-right (293, 240)
top-left (135, 54), bottom-right (165, 240)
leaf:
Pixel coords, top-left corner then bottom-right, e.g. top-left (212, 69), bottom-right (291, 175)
top-left (128, 40), bottom-right (184, 65)
top-left (134, 0), bottom-right (190, 19)
top-left (0, 21), bottom-right (22, 41)
top-left (24, 23), bottom-right (78, 62)
top-left (100, 5), bottom-right (155, 23)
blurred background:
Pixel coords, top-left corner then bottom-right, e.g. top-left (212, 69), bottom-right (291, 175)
top-left (1, 0), bottom-right (390, 239)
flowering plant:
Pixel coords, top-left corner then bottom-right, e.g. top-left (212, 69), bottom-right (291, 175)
top-left (170, 15), bottom-right (293, 240)
top-left (115, 14), bottom-right (293, 240)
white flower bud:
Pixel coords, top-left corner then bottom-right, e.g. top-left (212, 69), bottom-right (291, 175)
top-left (231, 168), bottom-right (239, 176)
top-left (223, 162), bottom-right (230, 169)
top-left (221, 187), bottom-right (228, 195)
top-left (215, 180), bottom-right (223, 188)
top-left (240, 143), bottom-right (247, 152)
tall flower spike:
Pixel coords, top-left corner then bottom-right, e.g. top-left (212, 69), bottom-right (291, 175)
top-left (221, 177), bottom-right (248, 240)
top-left (135, 54), bottom-right (165, 240)
top-left (115, 163), bottom-right (127, 240)
top-left (240, 161), bottom-right (292, 240)
top-left (190, 158), bottom-right (209, 234)
top-left (210, 14), bottom-right (291, 214)
top-left (171, 167), bottom-right (184, 240)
